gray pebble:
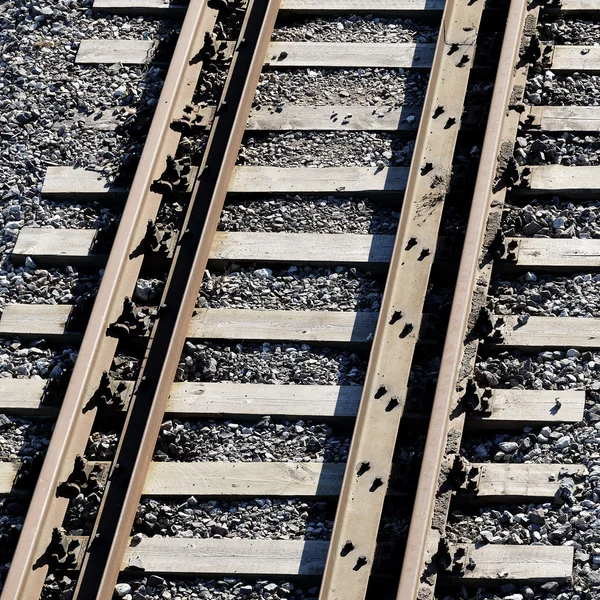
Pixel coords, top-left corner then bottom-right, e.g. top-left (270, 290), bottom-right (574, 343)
top-left (134, 497), bottom-right (333, 540)
top-left (503, 198), bottom-right (600, 240)
top-left (272, 15), bottom-right (438, 44)
top-left (199, 266), bottom-right (383, 312)
top-left (177, 341), bottom-right (367, 386)
top-left (154, 417), bottom-right (350, 463)
top-left (255, 68), bottom-right (429, 109)
top-left (238, 132), bottom-right (414, 169)
top-left (220, 196), bottom-right (398, 235)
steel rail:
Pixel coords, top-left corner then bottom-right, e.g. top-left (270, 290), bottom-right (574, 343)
top-left (73, 1), bottom-right (282, 597)
top-left (396, 2), bottom-right (539, 598)
top-left (0, 3), bottom-right (216, 598)
top-left (318, 1), bottom-right (485, 598)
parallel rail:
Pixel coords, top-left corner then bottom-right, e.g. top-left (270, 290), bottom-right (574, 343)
top-left (1, 1), bottom-right (218, 597)
top-left (400, 0), bottom-right (596, 598)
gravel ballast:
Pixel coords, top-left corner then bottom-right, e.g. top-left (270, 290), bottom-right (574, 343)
top-left (272, 15), bottom-right (438, 44)
top-left (63, 485), bottom-right (102, 536)
top-left (0, 340), bottom-right (76, 379)
top-left (154, 417), bottom-right (351, 463)
top-left (0, 497), bottom-right (25, 561)
top-left (475, 350), bottom-right (597, 395)
top-left (86, 430), bottom-right (118, 460)
top-left (219, 196), bottom-right (399, 234)
top-left (441, 588), bottom-right (578, 600)
top-left (178, 342), bottom-right (367, 385)
top-left (502, 198), bottom-right (600, 239)
top-left (465, 79), bottom-right (495, 106)
top-left (0, 266), bottom-right (100, 310)
top-left (0, 415), bottom-right (53, 462)
top-left (109, 352), bottom-right (143, 380)
top-left (527, 71), bottom-right (600, 107)
top-left (237, 132), bottom-right (414, 168)
top-left (108, 577), bottom-right (320, 600)
top-left (133, 497), bottom-right (333, 540)
top-left (199, 266), bottom-right (383, 312)
top-left (490, 273), bottom-right (600, 318)
top-left (255, 69), bottom-right (429, 108)
top-left (515, 133), bottom-right (600, 167)
top-left (0, 0), bottom-right (173, 269)
top-left (540, 17), bottom-right (600, 46)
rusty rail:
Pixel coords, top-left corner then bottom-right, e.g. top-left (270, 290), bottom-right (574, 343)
top-left (396, 1), bottom-right (538, 598)
top-left (318, 0), bottom-right (485, 598)
top-left (73, 0), bottom-right (282, 597)
top-left (0, 2), bottom-right (216, 598)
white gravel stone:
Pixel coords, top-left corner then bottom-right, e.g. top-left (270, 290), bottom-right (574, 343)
top-left (498, 441), bottom-right (519, 453)
top-left (115, 583), bottom-right (132, 598)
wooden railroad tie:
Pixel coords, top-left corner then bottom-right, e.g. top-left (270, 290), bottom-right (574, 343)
top-left (0, 304), bottom-right (379, 344)
top-left (41, 164), bottom-right (600, 199)
top-left (12, 303), bottom-right (600, 349)
top-left (0, 378), bottom-right (585, 426)
top-left (7, 535), bottom-right (571, 582)
top-left (17, 228), bottom-right (600, 272)
top-left (13, 227), bottom-right (395, 269)
top-left (114, 540), bottom-right (572, 582)
top-left (0, 460), bottom-right (586, 500)
top-left (76, 40), bottom-right (437, 68)
top-left (41, 166), bottom-right (409, 198)
top-left (75, 40), bottom-right (600, 75)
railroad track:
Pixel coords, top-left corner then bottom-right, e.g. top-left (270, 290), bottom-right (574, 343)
top-left (1, 0), bottom-right (600, 599)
